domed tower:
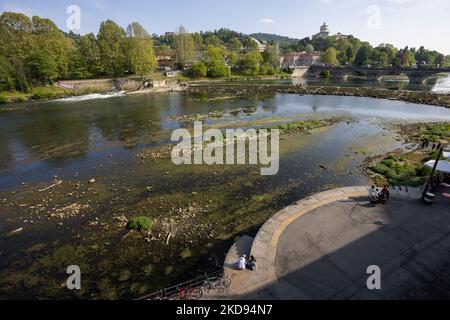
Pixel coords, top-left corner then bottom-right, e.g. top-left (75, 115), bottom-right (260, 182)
top-left (320, 22), bottom-right (329, 34)
top-left (313, 22), bottom-right (330, 39)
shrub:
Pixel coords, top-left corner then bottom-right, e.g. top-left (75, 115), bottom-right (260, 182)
top-left (128, 216), bottom-right (153, 231)
top-left (32, 87), bottom-right (56, 100)
top-left (369, 155), bottom-right (430, 187)
top-left (0, 93), bottom-right (8, 104)
top-left (320, 70), bottom-right (332, 78)
top-left (208, 63), bottom-right (230, 78)
top-left (190, 61), bottom-right (207, 78)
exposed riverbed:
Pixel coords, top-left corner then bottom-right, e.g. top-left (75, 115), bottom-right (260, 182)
top-left (1, 92), bottom-right (450, 299)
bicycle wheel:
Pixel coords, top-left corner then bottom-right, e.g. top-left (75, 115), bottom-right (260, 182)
top-left (218, 276), bottom-right (231, 288)
top-left (189, 287), bottom-right (203, 300)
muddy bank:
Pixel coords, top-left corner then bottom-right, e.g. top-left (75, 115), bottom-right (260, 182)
top-left (186, 84), bottom-right (450, 108)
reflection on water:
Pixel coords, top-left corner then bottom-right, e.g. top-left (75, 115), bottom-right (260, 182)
top-left (1, 93), bottom-right (450, 189)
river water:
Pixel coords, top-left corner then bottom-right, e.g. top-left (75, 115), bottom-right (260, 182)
top-left (0, 92), bottom-right (450, 299)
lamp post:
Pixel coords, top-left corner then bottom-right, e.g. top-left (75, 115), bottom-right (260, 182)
top-left (422, 146), bottom-right (444, 200)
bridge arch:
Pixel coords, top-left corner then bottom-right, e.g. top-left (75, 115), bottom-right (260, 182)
top-left (306, 66), bottom-right (450, 84)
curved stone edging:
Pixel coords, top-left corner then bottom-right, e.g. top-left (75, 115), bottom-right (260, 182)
top-left (228, 186), bottom-right (369, 297)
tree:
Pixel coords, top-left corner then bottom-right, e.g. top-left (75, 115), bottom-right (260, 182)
top-left (97, 20), bottom-right (126, 76)
top-left (128, 38), bottom-right (157, 80)
top-left (227, 51), bottom-right (239, 67)
top-left (346, 46), bottom-right (354, 61)
top-left (322, 48), bottom-right (337, 65)
top-left (262, 45), bottom-right (279, 68)
top-left (354, 45), bottom-right (372, 66)
top-left (305, 44), bottom-right (315, 54)
top-left (399, 50), bottom-right (416, 67)
top-left (238, 51), bottom-right (263, 76)
top-left (208, 63), bottom-right (230, 78)
top-left (229, 37), bottom-right (242, 52)
top-left (243, 37), bottom-right (259, 53)
top-left (26, 50), bottom-right (58, 83)
top-left (205, 35), bottom-right (223, 47)
top-left (78, 33), bottom-right (102, 76)
top-left (190, 61), bottom-right (207, 78)
top-left (31, 16), bottom-right (75, 79)
top-left (0, 12), bottom-right (34, 63)
top-left (173, 25), bottom-right (195, 67)
top-left (434, 53), bottom-right (445, 66)
top-left (378, 51), bottom-right (390, 67)
top-left (125, 22), bottom-right (157, 81)
top-left (192, 32), bottom-right (204, 59)
top-left (204, 45), bottom-right (229, 78)
top-left (443, 55), bottom-right (450, 67)
top-left (0, 55), bottom-right (15, 91)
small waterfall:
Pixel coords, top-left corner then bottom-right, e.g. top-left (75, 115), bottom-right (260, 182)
top-left (431, 74), bottom-right (450, 93)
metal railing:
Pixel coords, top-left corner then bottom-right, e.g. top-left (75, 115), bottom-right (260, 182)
top-left (137, 269), bottom-right (227, 300)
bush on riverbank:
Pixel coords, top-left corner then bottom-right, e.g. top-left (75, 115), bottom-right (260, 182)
top-left (0, 93), bottom-right (8, 104)
top-left (128, 216), bottom-right (154, 231)
top-left (369, 155), bottom-right (431, 187)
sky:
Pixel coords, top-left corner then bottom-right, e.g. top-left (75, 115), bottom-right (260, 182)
top-left (1, 0), bottom-right (450, 54)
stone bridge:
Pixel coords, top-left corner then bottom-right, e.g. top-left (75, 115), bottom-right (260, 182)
top-left (305, 65), bottom-right (450, 83)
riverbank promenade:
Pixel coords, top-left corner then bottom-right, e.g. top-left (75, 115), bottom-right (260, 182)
top-left (216, 186), bottom-right (450, 300)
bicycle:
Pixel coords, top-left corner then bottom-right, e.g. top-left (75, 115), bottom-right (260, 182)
top-left (200, 273), bottom-right (231, 293)
top-left (176, 285), bottom-right (203, 300)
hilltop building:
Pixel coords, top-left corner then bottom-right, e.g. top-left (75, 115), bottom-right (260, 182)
top-left (312, 22), bottom-right (330, 40)
top-left (312, 23), bottom-right (349, 40)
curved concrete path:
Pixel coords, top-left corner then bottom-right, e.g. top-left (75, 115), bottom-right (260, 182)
top-left (219, 186), bottom-right (450, 300)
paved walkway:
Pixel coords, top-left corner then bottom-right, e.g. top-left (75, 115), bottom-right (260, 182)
top-left (220, 186), bottom-right (450, 300)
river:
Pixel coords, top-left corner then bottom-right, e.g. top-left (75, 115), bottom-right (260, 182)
top-left (1, 92), bottom-right (450, 299)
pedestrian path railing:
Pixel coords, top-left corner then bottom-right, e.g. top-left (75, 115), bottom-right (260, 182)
top-left (137, 269), bottom-right (229, 300)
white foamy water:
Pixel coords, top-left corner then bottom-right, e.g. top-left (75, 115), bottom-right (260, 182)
top-left (55, 91), bottom-right (126, 102)
top-left (431, 75), bottom-right (450, 94)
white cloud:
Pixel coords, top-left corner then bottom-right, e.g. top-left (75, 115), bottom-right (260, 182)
top-left (260, 18), bottom-right (275, 24)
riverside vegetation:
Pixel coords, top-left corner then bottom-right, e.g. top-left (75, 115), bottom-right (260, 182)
top-left (367, 122), bottom-right (450, 187)
top-left (2, 11), bottom-right (450, 103)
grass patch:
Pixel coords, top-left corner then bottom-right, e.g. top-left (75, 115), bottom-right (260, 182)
top-left (369, 155), bottom-right (432, 187)
top-left (0, 93), bottom-right (8, 104)
top-left (268, 118), bottom-right (344, 134)
top-left (127, 216), bottom-right (154, 231)
top-left (401, 122), bottom-right (450, 144)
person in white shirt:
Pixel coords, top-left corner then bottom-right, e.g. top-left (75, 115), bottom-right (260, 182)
top-left (237, 254), bottom-right (246, 270)
top-left (369, 186), bottom-right (379, 201)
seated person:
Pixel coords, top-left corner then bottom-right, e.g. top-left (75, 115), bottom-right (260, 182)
top-left (379, 185), bottom-right (390, 201)
top-left (246, 256), bottom-right (257, 271)
top-left (237, 255), bottom-right (246, 270)
top-left (369, 186), bottom-right (380, 202)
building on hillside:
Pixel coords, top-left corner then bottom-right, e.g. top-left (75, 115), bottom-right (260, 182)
top-left (156, 54), bottom-right (175, 69)
top-left (312, 22), bottom-right (330, 40)
top-left (336, 32), bottom-right (349, 40)
top-left (280, 51), bottom-right (322, 68)
top-left (249, 37), bottom-right (267, 53)
top-left (312, 22), bottom-right (349, 41)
